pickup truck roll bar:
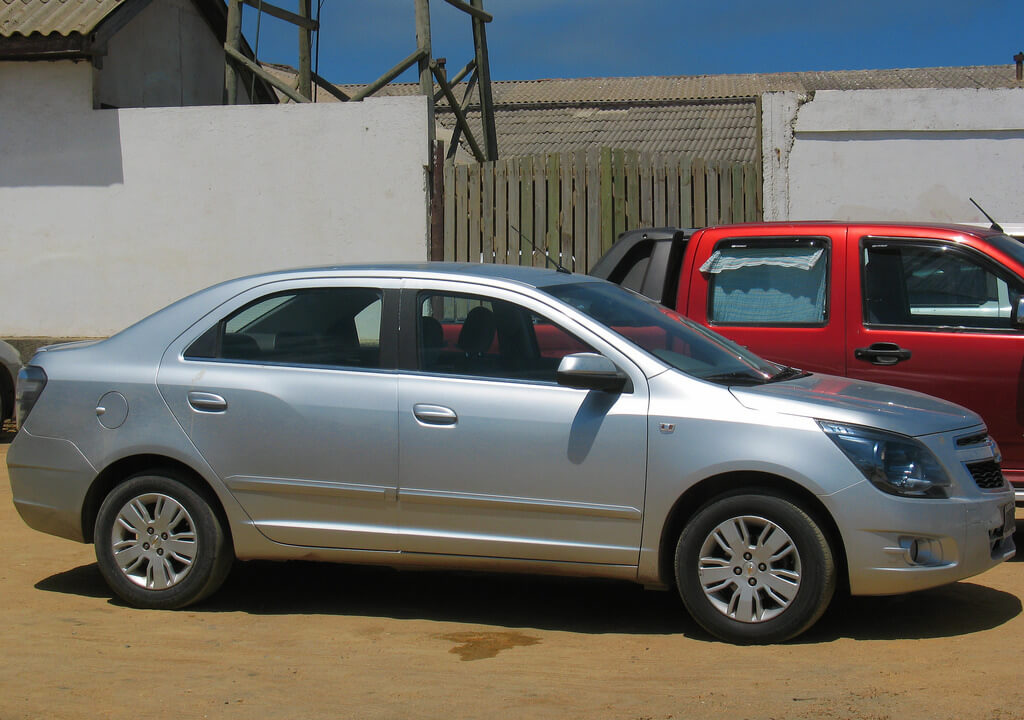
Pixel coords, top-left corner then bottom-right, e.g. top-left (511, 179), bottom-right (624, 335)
top-left (589, 227), bottom-right (697, 307)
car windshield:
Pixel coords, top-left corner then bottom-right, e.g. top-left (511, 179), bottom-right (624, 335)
top-left (542, 281), bottom-right (785, 385)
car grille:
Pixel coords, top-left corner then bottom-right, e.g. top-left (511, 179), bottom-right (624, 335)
top-left (966, 460), bottom-right (1006, 490)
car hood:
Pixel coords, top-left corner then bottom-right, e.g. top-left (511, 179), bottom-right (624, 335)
top-left (729, 373), bottom-right (981, 437)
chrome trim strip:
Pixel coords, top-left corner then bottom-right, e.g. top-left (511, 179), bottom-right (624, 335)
top-left (398, 525), bottom-right (635, 552)
top-left (398, 487), bottom-right (642, 520)
top-left (226, 476), bottom-right (391, 500)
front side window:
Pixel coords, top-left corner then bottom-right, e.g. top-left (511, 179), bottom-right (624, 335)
top-left (185, 287), bottom-right (383, 368)
top-left (417, 292), bottom-right (594, 383)
top-left (862, 241), bottom-right (1023, 330)
top-left (703, 238), bottom-right (829, 326)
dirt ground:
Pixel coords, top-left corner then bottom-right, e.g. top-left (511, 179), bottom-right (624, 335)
top-left (3, 435), bottom-right (1024, 720)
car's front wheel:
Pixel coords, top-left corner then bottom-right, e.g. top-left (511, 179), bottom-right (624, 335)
top-left (94, 471), bottom-right (233, 609)
top-left (675, 491), bottom-right (836, 644)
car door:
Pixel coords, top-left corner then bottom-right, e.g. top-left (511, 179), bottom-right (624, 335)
top-left (396, 281), bottom-right (649, 566)
top-left (682, 227), bottom-right (847, 375)
top-left (157, 278), bottom-right (401, 550)
top-left (847, 233), bottom-right (1024, 482)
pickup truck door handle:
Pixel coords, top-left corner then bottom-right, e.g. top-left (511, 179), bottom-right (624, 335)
top-left (854, 342), bottom-right (912, 366)
top-left (187, 391), bottom-right (228, 412)
top-left (413, 403), bottom-right (458, 426)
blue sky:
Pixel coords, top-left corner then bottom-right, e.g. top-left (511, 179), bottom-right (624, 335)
top-left (242, 0), bottom-right (1024, 84)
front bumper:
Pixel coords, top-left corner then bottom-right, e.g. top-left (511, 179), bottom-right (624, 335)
top-left (830, 479), bottom-right (1015, 596)
top-left (7, 428), bottom-right (96, 542)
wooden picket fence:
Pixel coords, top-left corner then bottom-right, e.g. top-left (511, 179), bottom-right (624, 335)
top-left (438, 148), bottom-right (761, 271)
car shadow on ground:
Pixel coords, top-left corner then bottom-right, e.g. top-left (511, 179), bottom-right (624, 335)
top-left (36, 547), bottom-right (1022, 643)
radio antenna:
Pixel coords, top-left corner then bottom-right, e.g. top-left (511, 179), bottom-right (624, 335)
top-left (970, 198), bottom-right (1005, 233)
top-left (509, 225), bottom-right (571, 273)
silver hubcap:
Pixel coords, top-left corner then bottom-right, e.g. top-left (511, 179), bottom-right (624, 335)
top-left (697, 514), bottom-right (801, 623)
top-left (111, 493), bottom-right (197, 590)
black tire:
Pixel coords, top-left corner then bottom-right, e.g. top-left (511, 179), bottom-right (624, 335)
top-left (94, 470), bottom-right (233, 609)
top-left (675, 491), bottom-right (835, 644)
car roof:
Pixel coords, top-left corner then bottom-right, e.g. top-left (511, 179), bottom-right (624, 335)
top-left (233, 262), bottom-right (597, 289)
top-left (704, 221), bottom-right (1004, 238)
top-left (84, 262), bottom-right (599, 356)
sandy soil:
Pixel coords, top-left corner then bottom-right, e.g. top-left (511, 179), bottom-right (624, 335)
top-left (2, 435), bottom-right (1024, 720)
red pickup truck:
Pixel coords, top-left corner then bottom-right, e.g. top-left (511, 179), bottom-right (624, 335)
top-left (590, 222), bottom-right (1024, 501)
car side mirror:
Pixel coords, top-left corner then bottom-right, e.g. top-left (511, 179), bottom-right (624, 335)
top-left (556, 353), bottom-right (628, 393)
top-left (1013, 297), bottom-right (1024, 328)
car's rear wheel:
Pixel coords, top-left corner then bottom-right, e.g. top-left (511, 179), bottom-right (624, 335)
top-left (675, 491), bottom-right (835, 644)
top-left (94, 471), bottom-right (233, 609)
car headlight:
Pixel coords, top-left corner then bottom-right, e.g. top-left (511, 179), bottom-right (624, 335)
top-left (817, 421), bottom-right (951, 499)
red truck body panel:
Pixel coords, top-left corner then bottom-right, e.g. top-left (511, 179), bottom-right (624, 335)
top-left (616, 221), bottom-right (1024, 492)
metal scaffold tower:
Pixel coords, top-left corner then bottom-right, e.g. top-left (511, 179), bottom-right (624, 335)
top-left (222, 0), bottom-right (499, 163)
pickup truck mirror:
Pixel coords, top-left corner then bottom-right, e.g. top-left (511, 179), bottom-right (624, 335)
top-left (1013, 297), bottom-right (1024, 328)
top-left (556, 353), bottom-right (628, 392)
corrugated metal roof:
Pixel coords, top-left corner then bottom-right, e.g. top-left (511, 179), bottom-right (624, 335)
top-left (0, 0), bottom-right (127, 38)
top-left (285, 63), bottom-right (1024, 162)
top-left (331, 64), bottom-right (1019, 104)
top-left (458, 101), bottom-right (758, 162)
top-left (487, 65), bottom-right (1018, 101)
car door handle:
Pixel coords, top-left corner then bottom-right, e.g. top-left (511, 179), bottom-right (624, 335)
top-left (854, 342), bottom-right (912, 366)
top-left (188, 391), bottom-right (228, 412)
top-left (413, 403), bottom-right (457, 426)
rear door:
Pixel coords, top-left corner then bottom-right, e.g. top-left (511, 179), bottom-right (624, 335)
top-left (681, 226), bottom-right (848, 375)
top-left (846, 231), bottom-right (1024, 481)
top-left (157, 278), bottom-right (401, 550)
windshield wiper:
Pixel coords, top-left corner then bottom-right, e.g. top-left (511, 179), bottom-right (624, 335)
top-left (701, 370), bottom-right (770, 386)
top-left (768, 366), bottom-right (811, 383)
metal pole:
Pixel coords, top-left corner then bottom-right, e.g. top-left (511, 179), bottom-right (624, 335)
top-left (415, 0), bottom-right (436, 157)
top-left (298, 0), bottom-right (312, 100)
top-left (430, 141), bottom-right (445, 260)
top-left (224, 0), bottom-right (243, 104)
top-left (470, 0), bottom-right (497, 160)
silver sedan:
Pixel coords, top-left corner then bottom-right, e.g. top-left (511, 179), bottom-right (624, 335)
top-left (7, 264), bottom-right (1016, 643)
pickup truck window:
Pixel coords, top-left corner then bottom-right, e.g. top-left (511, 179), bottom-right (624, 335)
top-left (703, 239), bottom-right (828, 326)
top-left (862, 241), bottom-right (1023, 330)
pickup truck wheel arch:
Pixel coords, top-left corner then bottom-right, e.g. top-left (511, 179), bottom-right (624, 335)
top-left (658, 472), bottom-right (847, 596)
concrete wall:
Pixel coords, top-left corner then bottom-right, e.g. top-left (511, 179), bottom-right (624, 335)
top-left (763, 88), bottom-right (1024, 223)
top-left (95, 0), bottom-right (244, 108)
top-left (0, 61), bottom-right (429, 338)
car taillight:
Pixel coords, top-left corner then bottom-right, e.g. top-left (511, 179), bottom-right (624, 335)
top-left (16, 365), bottom-right (47, 429)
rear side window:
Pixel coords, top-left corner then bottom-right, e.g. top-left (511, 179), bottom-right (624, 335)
top-left (704, 238), bottom-right (829, 326)
top-left (862, 240), bottom-right (1023, 330)
top-left (185, 287), bottom-right (383, 368)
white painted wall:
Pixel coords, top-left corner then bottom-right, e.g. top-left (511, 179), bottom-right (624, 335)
top-left (0, 61), bottom-right (429, 337)
top-left (770, 88), bottom-right (1024, 223)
